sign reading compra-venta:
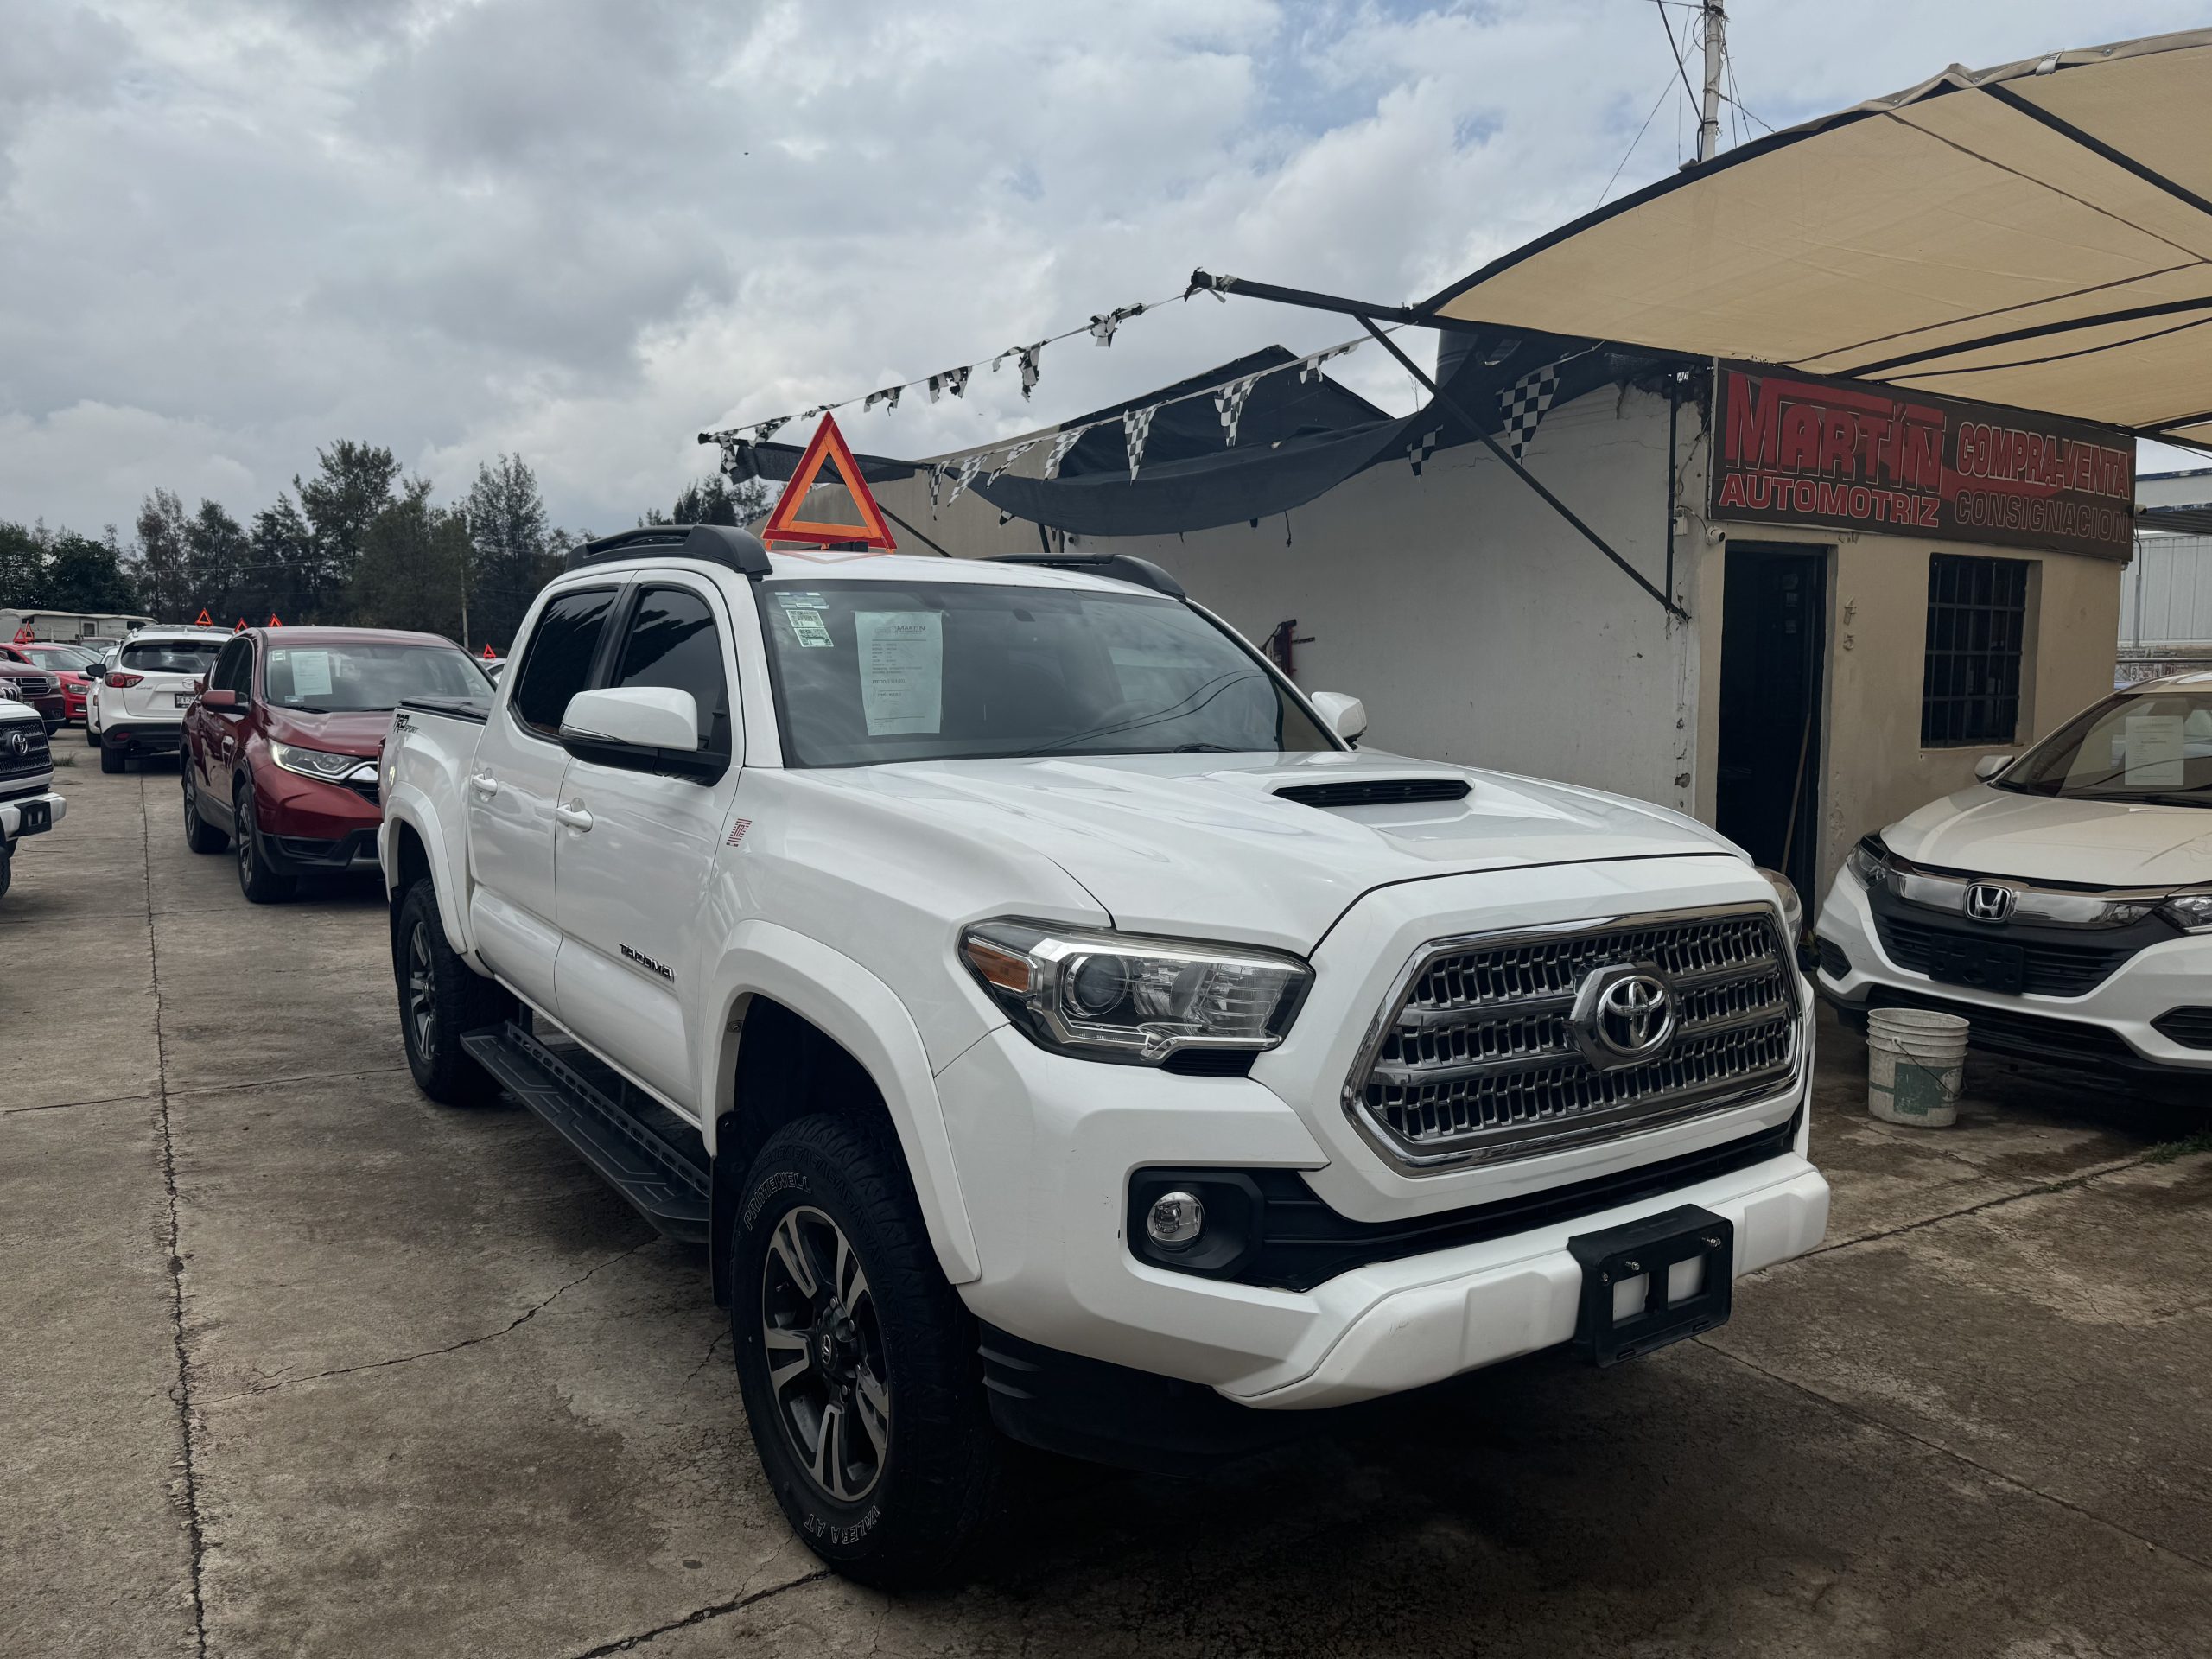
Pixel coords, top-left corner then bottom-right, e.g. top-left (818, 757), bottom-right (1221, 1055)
top-left (1709, 361), bottom-right (2136, 561)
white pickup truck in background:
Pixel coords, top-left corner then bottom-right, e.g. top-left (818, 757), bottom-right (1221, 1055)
top-left (0, 690), bottom-right (64, 902)
top-left (378, 523), bottom-right (1828, 1584)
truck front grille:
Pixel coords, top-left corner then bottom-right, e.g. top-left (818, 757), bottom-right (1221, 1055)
top-left (1349, 908), bottom-right (1799, 1167)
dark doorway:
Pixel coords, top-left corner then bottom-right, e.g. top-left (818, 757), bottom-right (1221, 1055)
top-left (1716, 546), bottom-right (1828, 919)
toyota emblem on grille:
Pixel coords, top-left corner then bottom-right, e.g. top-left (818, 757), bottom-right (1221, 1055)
top-left (3, 731), bottom-right (24, 757)
top-left (1570, 963), bottom-right (1676, 1068)
top-left (1963, 882), bottom-right (2017, 923)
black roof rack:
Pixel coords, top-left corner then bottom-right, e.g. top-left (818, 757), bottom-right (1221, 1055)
top-left (569, 524), bottom-right (772, 579)
top-left (988, 551), bottom-right (1185, 600)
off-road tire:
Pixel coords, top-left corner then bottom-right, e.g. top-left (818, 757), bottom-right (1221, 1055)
top-left (394, 877), bottom-right (512, 1106)
top-left (232, 776), bottom-right (297, 903)
top-left (84, 722), bottom-right (99, 747)
top-left (181, 766), bottom-right (228, 854)
top-left (732, 1115), bottom-right (1002, 1588)
top-left (99, 742), bottom-right (124, 773)
top-left (0, 846), bottom-right (11, 902)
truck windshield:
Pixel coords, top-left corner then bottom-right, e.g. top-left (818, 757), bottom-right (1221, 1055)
top-left (1995, 690), bottom-right (2212, 806)
top-left (758, 580), bottom-right (1332, 767)
top-left (264, 642), bottom-right (490, 712)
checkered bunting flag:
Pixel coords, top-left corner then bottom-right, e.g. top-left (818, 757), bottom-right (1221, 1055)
top-left (927, 366), bottom-right (971, 404)
top-left (945, 454), bottom-right (982, 507)
top-left (1407, 428), bottom-right (1440, 477)
top-left (747, 416), bottom-right (789, 442)
top-left (1299, 342), bottom-right (1353, 382)
top-left (1043, 426), bottom-right (1086, 479)
top-left (863, 385), bottom-right (902, 414)
top-left (992, 342), bottom-right (1043, 398)
top-left (986, 438), bottom-right (1040, 482)
top-left (1123, 404), bottom-right (1160, 481)
top-left (1499, 364), bottom-right (1558, 460)
top-left (928, 462), bottom-right (947, 515)
top-left (1214, 374), bottom-right (1260, 446)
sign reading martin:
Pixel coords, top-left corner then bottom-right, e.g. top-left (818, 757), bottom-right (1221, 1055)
top-left (1709, 362), bottom-right (2135, 561)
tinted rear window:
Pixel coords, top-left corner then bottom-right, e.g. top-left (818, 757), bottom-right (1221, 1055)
top-left (121, 640), bottom-right (223, 674)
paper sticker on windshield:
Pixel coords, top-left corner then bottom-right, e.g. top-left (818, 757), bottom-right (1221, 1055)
top-left (854, 611), bottom-right (942, 736)
top-left (775, 592), bottom-right (835, 648)
top-left (2124, 714), bottom-right (2186, 787)
top-left (288, 650), bottom-right (333, 698)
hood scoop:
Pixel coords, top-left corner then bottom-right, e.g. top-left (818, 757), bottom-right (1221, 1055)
top-left (1274, 777), bottom-right (1472, 810)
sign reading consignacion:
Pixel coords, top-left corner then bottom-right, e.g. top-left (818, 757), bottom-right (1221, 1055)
top-left (1708, 362), bottom-right (2135, 561)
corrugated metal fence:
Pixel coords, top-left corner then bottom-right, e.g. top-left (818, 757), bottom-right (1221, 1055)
top-left (2120, 534), bottom-right (2212, 648)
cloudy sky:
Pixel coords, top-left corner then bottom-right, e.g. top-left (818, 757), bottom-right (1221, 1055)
top-left (3, 0), bottom-right (2203, 538)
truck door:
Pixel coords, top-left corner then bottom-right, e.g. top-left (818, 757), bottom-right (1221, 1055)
top-left (468, 586), bottom-right (616, 1015)
top-left (551, 576), bottom-right (741, 1113)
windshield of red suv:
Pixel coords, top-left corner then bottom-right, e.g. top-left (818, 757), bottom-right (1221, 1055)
top-left (758, 579), bottom-right (1332, 767)
top-left (264, 641), bottom-right (490, 712)
top-left (120, 639), bottom-right (224, 676)
top-left (20, 645), bottom-right (96, 671)
top-left (1995, 690), bottom-right (2212, 806)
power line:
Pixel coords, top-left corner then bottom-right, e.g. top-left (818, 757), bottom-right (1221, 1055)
top-left (1652, 0), bottom-right (1700, 110)
top-left (1598, 75), bottom-right (1678, 208)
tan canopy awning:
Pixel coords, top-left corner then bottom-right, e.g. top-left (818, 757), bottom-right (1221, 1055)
top-left (1421, 30), bottom-right (2212, 446)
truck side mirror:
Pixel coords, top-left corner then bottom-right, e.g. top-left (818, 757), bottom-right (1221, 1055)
top-left (559, 686), bottom-right (723, 783)
top-left (1307, 691), bottom-right (1368, 745)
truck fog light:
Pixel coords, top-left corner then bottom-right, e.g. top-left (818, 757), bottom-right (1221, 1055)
top-left (1145, 1191), bottom-right (1205, 1249)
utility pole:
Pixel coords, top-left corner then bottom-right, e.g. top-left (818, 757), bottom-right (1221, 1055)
top-left (1697, 0), bottom-right (1726, 164)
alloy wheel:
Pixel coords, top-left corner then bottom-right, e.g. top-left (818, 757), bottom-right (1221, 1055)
top-left (235, 788), bottom-right (255, 887)
top-left (405, 920), bottom-right (437, 1061)
top-left (760, 1205), bottom-right (890, 1503)
top-left (182, 770), bottom-right (195, 837)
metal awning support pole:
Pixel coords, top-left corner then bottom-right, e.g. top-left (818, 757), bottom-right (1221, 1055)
top-left (1355, 317), bottom-right (1689, 622)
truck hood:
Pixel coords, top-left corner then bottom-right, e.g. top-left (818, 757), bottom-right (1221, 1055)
top-left (1886, 785), bottom-right (2212, 889)
top-left (803, 750), bottom-right (1738, 951)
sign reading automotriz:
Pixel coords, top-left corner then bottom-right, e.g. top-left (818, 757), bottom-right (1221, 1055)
top-left (1709, 362), bottom-right (2136, 560)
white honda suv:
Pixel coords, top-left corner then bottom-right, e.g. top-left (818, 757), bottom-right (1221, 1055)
top-left (1816, 672), bottom-right (2212, 1084)
top-left (92, 627), bottom-right (226, 772)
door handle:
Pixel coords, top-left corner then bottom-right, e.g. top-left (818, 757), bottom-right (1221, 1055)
top-left (554, 801), bottom-right (594, 832)
top-left (468, 771), bottom-right (499, 798)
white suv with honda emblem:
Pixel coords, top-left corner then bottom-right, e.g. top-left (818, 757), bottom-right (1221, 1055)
top-left (1816, 673), bottom-right (2212, 1084)
top-left (380, 524), bottom-right (1827, 1585)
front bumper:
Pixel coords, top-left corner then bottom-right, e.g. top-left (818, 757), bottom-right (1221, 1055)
top-left (937, 1022), bottom-right (1826, 1413)
top-left (253, 762), bottom-right (383, 872)
top-left (1813, 868), bottom-right (2212, 1075)
top-left (0, 790), bottom-right (66, 842)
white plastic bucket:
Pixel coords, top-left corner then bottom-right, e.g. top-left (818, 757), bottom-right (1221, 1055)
top-left (1866, 1008), bottom-right (1970, 1128)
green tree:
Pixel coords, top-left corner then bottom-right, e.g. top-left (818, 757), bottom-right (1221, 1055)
top-left (344, 479), bottom-right (464, 635)
top-left (0, 520), bottom-right (44, 608)
top-left (184, 499), bottom-right (250, 623)
top-left (296, 441), bottom-right (401, 614)
top-left (43, 529), bottom-right (141, 613)
top-left (462, 454), bottom-right (561, 652)
top-left (644, 473), bottom-right (772, 529)
top-left (250, 494), bottom-right (316, 626)
top-left (134, 489), bottom-right (192, 621)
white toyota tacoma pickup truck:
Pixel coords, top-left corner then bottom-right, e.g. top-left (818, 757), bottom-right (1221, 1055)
top-left (379, 524), bottom-right (1828, 1582)
top-left (0, 690), bottom-right (64, 902)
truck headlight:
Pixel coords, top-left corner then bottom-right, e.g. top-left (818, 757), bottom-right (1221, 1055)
top-left (1755, 867), bottom-right (1802, 940)
top-left (269, 741), bottom-right (369, 782)
top-left (959, 919), bottom-right (1312, 1065)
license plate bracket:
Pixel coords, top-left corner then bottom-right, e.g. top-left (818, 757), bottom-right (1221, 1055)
top-left (1567, 1204), bottom-right (1733, 1367)
top-left (1926, 935), bottom-right (2026, 995)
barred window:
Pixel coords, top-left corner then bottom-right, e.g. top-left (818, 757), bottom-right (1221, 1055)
top-left (1922, 554), bottom-right (2029, 747)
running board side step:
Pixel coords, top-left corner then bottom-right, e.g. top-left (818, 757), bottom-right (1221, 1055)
top-left (461, 1021), bottom-right (710, 1243)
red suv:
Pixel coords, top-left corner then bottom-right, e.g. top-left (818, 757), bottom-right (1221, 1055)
top-left (181, 627), bottom-right (491, 901)
top-left (1, 641), bottom-right (101, 723)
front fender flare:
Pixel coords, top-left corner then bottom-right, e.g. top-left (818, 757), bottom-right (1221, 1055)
top-left (381, 787), bottom-right (471, 957)
top-left (705, 921), bottom-right (982, 1286)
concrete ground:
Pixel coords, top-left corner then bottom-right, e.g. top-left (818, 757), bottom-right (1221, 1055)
top-left (6, 752), bottom-right (2211, 1659)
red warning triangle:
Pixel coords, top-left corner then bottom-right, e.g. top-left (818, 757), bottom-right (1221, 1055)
top-left (760, 413), bottom-right (898, 551)
top-left (194, 608), bottom-right (214, 626)
top-left (267, 613), bottom-right (283, 627)
top-left (481, 643), bottom-right (497, 659)
top-left (233, 618), bottom-right (247, 632)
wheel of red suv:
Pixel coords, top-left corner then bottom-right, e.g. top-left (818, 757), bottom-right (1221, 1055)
top-left (394, 877), bottom-right (512, 1106)
top-left (99, 741), bottom-right (124, 773)
top-left (181, 766), bottom-right (228, 854)
top-left (731, 1115), bottom-right (1001, 1587)
top-left (232, 776), bottom-right (296, 903)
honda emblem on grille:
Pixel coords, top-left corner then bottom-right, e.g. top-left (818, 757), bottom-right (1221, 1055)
top-left (1963, 882), bottom-right (2017, 924)
top-left (1570, 963), bottom-right (1676, 1069)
